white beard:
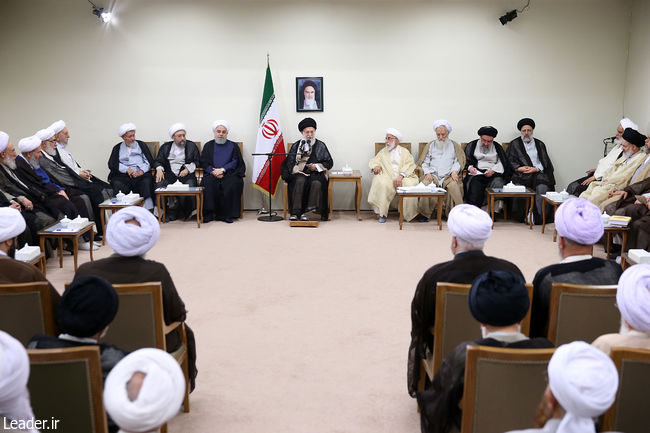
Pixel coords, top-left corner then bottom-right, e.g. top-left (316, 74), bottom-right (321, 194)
top-left (614, 137), bottom-right (623, 146)
top-left (386, 142), bottom-right (396, 151)
top-left (215, 137), bottom-right (227, 145)
top-left (435, 139), bottom-right (450, 148)
top-left (2, 157), bottom-right (16, 170)
top-left (44, 146), bottom-right (56, 156)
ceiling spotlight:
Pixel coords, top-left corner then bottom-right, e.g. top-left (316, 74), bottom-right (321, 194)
top-left (499, 0), bottom-right (531, 26)
top-left (88, 0), bottom-right (112, 23)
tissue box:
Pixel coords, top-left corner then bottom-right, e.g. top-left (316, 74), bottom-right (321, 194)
top-left (15, 245), bottom-right (41, 262)
top-left (165, 183), bottom-right (190, 191)
top-left (629, 249), bottom-right (650, 263)
top-left (503, 184), bottom-right (526, 193)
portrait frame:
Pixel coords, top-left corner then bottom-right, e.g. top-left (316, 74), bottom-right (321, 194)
top-left (296, 77), bottom-right (324, 112)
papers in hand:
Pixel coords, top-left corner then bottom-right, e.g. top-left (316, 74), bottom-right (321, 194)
top-left (15, 245), bottom-right (41, 262)
top-left (397, 182), bottom-right (446, 193)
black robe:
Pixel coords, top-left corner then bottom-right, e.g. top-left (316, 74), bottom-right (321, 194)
top-left (462, 140), bottom-right (511, 207)
top-left (199, 139), bottom-right (245, 219)
top-left (408, 250), bottom-right (523, 397)
top-left (530, 258), bottom-right (622, 338)
top-left (107, 140), bottom-right (155, 199)
top-left (53, 147), bottom-right (111, 189)
top-left (74, 254), bottom-right (197, 390)
top-left (281, 139), bottom-right (333, 218)
top-left (417, 336), bottom-right (554, 433)
top-left (0, 164), bottom-right (58, 225)
top-left (155, 141), bottom-right (201, 218)
top-left (506, 137), bottom-right (555, 188)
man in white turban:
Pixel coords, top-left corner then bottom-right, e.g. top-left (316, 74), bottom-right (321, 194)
top-left (0, 208), bottom-right (61, 335)
top-left (507, 341), bottom-right (618, 433)
top-left (154, 123), bottom-right (200, 221)
top-left (368, 128), bottom-right (419, 223)
top-left (416, 120), bottom-right (466, 220)
top-left (107, 123), bottom-right (155, 210)
top-left (593, 263), bottom-right (650, 355)
top-left (199, 120), bottom-right (245, 223)
top-left (567, 117), bottom-right (638, 196)
top-left (407, 204), bottom-right (524, 397)
top-left (0, 330), bottom-right (38, 433)
top-left (74, 206), bottom-right (197, 390)
top-left (104, 348), bottom-right (185, 433)
top-left (530, 198), bottom-right (622, 338)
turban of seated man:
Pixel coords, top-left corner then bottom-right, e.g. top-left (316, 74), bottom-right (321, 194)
top-left (0, 207), bottom-right (26, 243)
top-left (58, 275), bottom-right (119, 338)
top-left (468, 270), bottom-right (530, 326)
top-left (554, 198), bottom-right (603, 245)
top-left (447, 204), bottom-right (492, 246)
top-left (0, 331), bottom-right (37, 432)
top-left (477, 126), bottom-right (498, 138)
top-left (548, 341), bottom-right (618, 433)
top-left (104, 348), bottom-right (185, 433)
top-left (616, 264), bottom-right (650, 333)
top-left (106, 206), bottom-right (160, 257)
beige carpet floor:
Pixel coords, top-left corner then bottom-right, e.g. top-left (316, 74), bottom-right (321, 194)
top-left (43, 210), bottom-right (611, 433)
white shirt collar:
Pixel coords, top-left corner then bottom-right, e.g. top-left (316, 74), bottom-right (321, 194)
top-left (58, 333), bottom-right (98, 344)
top-left (560, 254), bottom-right (593, 264)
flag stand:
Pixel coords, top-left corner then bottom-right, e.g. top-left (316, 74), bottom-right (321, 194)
top-left (253, 152), bottom-right (289, 222)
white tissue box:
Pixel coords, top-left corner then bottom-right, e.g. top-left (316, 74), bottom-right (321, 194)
top-left (503, 184), bottom-right (526, 192)
top-left (15, 245), bottom-right (41, 262)
top-left (628, 249), bottom-right (650, 263)
top-left (165, 183), bottom-right (190, 191)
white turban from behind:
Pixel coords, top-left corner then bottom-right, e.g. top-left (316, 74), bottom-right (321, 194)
top-left (0, 331), bottom-right (37, 433)
top-left (106, 206), bottom-right (160, 257)
top-left (104, 348), bottom-right (185, 432)
top-left (211, 120), bottom-right (230, 132)
top-left (554, 198), bottom-right (604, 245)
top-left (447, 204), bottom-right (492, 244)
top-left (548, 341), bottom-right (618, 433)
top-left (168, 123), bottom-right (186, 138)
top-left (48, 120), bottom-right (66, 134)
top-left (433, 119), bottom-right (452, 133)
top-left (385, 127), bottom-right (403, 142)
top-left (35, 127), bottom-right (55, 141)
top-left (616, 264), bottom-right (650, 332)
top-left (17, 136), bottom-right (41, 154)
top-left (0, 131), bottom-right (9, 153)
top-left (0, 208), bottom-right (26, 243)
top-left (620, 117), bottom-right (638, 131)
top-left (119, 122), bottom-right (137, 137)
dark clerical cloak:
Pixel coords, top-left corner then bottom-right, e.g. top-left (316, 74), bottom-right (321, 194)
top-left (199, 139), bottom-right (245, 219)
top-left (107, 140), bottom-right (155, 199)
top-left (281, 139), bottom-right (333, 218)
top-left (155, 140), bottom-right (201, 179)
top-left (506, 137), bottom-right (555, 188)
top-left (408, 250), bottom-right (523, 397)
top-left (530, 258), bottom-right (622, 338)
top-left (417, 336), bottom-right (554, 433)
top-left (74, 254), bottom-right (197, 389)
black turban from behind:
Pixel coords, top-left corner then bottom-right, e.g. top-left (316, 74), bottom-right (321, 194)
top-left (477, 126), bottom-right (498, 138)
top-left (468, 270), bottom-right (529, 326)
top-left (298, 117), bottom-right (317, 132)
top-left (58, 275), bottom-right (119, 338)
top-left (517, 118), bottom-right (535, 131)
top-left (622, 127), bottom-right (647, 148)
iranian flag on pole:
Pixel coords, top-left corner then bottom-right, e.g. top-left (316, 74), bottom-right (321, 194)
top-left (252, 63), bottom-right (285, 196)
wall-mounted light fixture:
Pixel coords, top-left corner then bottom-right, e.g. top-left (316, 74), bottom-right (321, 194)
top-left (499, 0), bottom-right (531, 25)
top-left (88, 0), bottom-right (112, 23)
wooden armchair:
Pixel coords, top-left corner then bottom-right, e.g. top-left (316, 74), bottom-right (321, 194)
top-left (0, 282), bottom-right (56, 345)
top-left (460, 346), bottom-right (555, 433)
top-left (547, 283), bottom-right (619, 345)
top-left (28, 346), bottom-right (108, 433)
top-left (601, 347), bottom-right (650, 433)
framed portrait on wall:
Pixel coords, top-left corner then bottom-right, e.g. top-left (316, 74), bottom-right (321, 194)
top-left (296, 77), bottom-right (323, 112)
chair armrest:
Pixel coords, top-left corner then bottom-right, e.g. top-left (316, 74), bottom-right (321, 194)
top-left (163, 321), bottom-right (182, 336)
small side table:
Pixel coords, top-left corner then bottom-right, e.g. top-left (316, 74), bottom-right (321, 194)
top-left (620, 253), bottom-right (636, 270)
top-left (18, 252), bottom-right (47, 276)
top-left (155, 187), bottom-right (204, 228)
top-left (487, 188), bottom-right (536, 230)
top-left (397, 192), bottom-right (445, 230)
top-left (38, 221), bottom-right (95, 271)
top-left (604, 226), bottom-right (628, 259)
top-left (328, 170), bottom-right (363, 221)
top-left (98, 198), bottom-right (145, 245)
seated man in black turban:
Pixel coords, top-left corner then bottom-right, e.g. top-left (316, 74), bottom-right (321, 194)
top-left (281, 117), bottom-right (333, 221)
top-left (27, 275), bottom-right (128, 381)
top-left (507, 118), bottom-right (555, 224)
top-left (463, 126), bottom-right (511, 208)
top-left (417, 270), bottom-right (553, 433)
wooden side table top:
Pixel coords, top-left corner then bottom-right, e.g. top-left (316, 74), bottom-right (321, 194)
top-left (154, 186), bottom-right (204, 196)
top-left (99, 197), bottom-right (144, 209)
top-left (486, 187), bottom-right (535, 197)
top-left (329, 170), bottom-right (362, 179)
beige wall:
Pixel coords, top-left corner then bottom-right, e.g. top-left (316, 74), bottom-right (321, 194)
top-left (625, 0), bottom-right (650, 133)
top-left (0, 0), bottom-right (633, 209)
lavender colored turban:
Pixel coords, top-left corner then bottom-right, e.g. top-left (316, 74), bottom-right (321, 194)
top-left (554, 198), bottom-right (603, 245)
top-left (616, 264), bottom-right (650, 332)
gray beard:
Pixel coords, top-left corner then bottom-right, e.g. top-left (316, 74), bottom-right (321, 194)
top-left (174, 140), bottom-right (186, 147)
top-left (44, 146), bottom-right (56, 156)
top-left (522, 135), bottom-right (533, 144)
top-left (435, 139), bottom-right (450, 148)
top-left (215, 138), bottom-right (227, 145)
top-left (2, 157), bottom-right (16, 170)
top-left (614, 137), bottom-right (623, 146)
top-left (29, 156), bottom-right (40, 169)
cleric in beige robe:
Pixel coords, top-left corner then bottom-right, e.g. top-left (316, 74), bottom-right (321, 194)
top-left (416, 120), bottom-right (465, 220)
top-left (580, 127), bottom-right (646, 208)
top-left (368, 128), bottom-right (419, 223)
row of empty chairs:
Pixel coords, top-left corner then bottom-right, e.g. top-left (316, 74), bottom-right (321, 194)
top-left (0, 281), bottom-right (190, 433)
